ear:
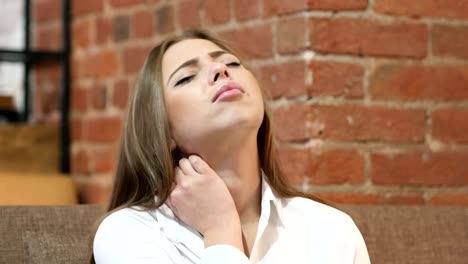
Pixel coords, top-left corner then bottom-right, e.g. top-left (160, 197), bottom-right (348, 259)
top-left (170, 138), bottom-right (177, 151)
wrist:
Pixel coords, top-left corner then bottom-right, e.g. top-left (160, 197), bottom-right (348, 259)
top-left (203, 221), bottom-right (243, 252)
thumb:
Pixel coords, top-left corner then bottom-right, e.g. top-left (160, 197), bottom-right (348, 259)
top-left (188, 155), bottom-right (213, 175)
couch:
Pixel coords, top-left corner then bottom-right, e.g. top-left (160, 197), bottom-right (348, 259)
top-left (0, 205), bottom-right (466, 263)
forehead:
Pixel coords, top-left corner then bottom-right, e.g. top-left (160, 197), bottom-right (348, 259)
top-left (162, 38), bottom-right (223, 72)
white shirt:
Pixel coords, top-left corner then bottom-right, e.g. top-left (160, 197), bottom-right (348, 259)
top-left (94, 176), bottom-right (371, 264)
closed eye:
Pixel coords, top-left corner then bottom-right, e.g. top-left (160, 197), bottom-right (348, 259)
top-left (226, 62), bottom-right (241, 67)
top-left (175, 75), bottom-right (195, 87)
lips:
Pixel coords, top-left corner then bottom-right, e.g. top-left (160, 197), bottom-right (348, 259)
top-left (211, 82), bottom-right (245, 102)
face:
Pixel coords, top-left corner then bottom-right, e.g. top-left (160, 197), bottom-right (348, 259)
top-left (161, 38), bottom-right (264, 154)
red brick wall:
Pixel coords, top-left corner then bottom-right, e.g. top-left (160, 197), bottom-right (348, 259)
top-left (36, 0), bottom-right (468, 205)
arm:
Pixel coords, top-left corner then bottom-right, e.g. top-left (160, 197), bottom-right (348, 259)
top-left (168, 156), bottom-right (248, 260)
top-left (93, 210), bottom-right (249, 264)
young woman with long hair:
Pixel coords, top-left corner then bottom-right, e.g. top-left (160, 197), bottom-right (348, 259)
top-left (92, 30), bottom-right (370, 264)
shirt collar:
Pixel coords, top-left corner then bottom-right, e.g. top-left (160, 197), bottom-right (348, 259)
top-left (260, 170), bottom-right (285, 227)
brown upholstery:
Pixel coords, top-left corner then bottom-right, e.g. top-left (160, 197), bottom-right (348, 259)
top-left (340, 205), bottom-right (468, 264)
top-left (0, 205), bottom-right (466, 263)
top-left (0, 205), bottom-right (104, 264)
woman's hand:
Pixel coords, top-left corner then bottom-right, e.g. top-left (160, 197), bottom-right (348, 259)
top-left (167, 155), bottom-right (243, 251)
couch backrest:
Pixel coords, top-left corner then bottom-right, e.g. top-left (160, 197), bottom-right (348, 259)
top-left (340, 205), bottom-right (468, 264)
top-left (1, 205), bottom-right (466, 264)
top-left (0, 205), bottom-right (105, 264)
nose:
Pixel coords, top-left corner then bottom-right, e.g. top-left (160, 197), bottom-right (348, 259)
top-left (208, 62), bottom-right (230, 85)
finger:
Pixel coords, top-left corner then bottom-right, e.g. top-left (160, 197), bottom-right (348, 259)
top-left (179, 158), bottom-right (197, 176)
top-left (188, 155), bottom-right (213, 174)
top-left (174, 166), bottom-right (185, 184)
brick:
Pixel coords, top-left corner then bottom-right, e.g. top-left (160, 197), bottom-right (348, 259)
top-left (73, 0), bottom-right (104, 16)
top-left (71, 57), bottom-right (80, 81)
top-left (220, 23), bottom-right (273, 60)
top-left (274, 104), bottom-right (426, 143)
top-left (277, 146), bottom-right (310, 184)
top-left (204, 0), bottom-right (230, 25)
top-left (308, 0), bottom-right (368, 10)
top-left (91, 84), bottom-right (107, 110)
top-left (370, 64), bottom-right (468, 102)
top-left (109, 0), bottom-right (144, 8)
top-left (71, 149), bottom-right (90, 174)
top-left (112, 79), bottom-right (131, 109)
top-left (133, 10), bottom-right (154, 38)
top-left (80, 49), bottom-right (120, 79)
top-left (274, 104), bottom-right (310, 141)
top-left (258, 61), bottom-right (307, 99)
top-left (315, 193), bottom-right (424, 205)
top-left (430, 193), bottom-right (468, 206)
top-left (36, 25), bottom-right (62, 50)
top-left (263, 0), bottom-right (308, 17)
top-left (432, 108), bottom-right (468, 144)
top-left (277, 16), bottom-right (306, 54)
top-left (71, 117), bottom-right (85, 141)
top-left (309, 18), bottom-right (427, 58)
top-left (155, 5), bottom-right (175, 34)
top-left (73, 18), bottom-right (91, 49)
top-left (308, 61), bottom-right (364, 98)
top-left (233, 0), bottom-right (259, 21)
top-left (178, 0), bottom-right (202, 29)
top-left (34, 62), bottom-right (61, 117)
top-left (122, 45), bottom-right (152, 74)
top-left (309, 148), bottom-right (365, 184)
top-left (309, 105), bottom-right (425, 143)
top-left (34, 0), bottom-right (61, 22)
top-left (371, 151), bottom-right (468, 186)
top-left (95, 16), bottom-right (112, 45)
top-left (112, 15), bottom-right (130, 42)
top-left (89, 147), bottom-right (117, 173)
top-left (85, 116), bottom-right (123, 143)
top-left (71, 84), bottom-right (90, 112)
top-left (374, 0), bottom-right (468, 19)
top-left (35, 61), bottom-right (61, 86)
top-left (432, 25), bottom-right (468, 60)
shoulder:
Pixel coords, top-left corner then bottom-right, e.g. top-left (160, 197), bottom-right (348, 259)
top-left (93, 207), bottom-right (184, 263)
top-left (282, 197), bottom-right (359, 236)
top-left (284, 197), bottom-right (352, 223)
top-left (93, 207), bottom-right (177, 263)
top-left (279, 197), bottom-right (370, 263)
top-left (95, 206), bottom-right (159, 235)
top-left (93, 207), bottom-right (161, 253)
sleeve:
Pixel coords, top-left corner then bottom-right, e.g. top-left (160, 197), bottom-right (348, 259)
top-left (93, 212), bottom-right (178, 264)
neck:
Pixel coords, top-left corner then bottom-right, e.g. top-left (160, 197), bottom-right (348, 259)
top-left (196, 134), bottom-right (262, 225)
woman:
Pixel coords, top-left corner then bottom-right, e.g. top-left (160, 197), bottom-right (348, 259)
top-left (92, 30), bottom-right (370, 264)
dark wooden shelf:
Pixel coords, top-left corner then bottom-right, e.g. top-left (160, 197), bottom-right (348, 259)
top-left (0, 95), bottom-right (15, 111)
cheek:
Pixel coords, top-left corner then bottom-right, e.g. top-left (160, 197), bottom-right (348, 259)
top-left (165, 93), bottom-right (193, 126)
top-left (164, 87), bottom-right (206, 135)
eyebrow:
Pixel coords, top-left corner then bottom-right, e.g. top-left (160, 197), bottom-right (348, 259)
top-left (166, 50), bottom-right (230, 86)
